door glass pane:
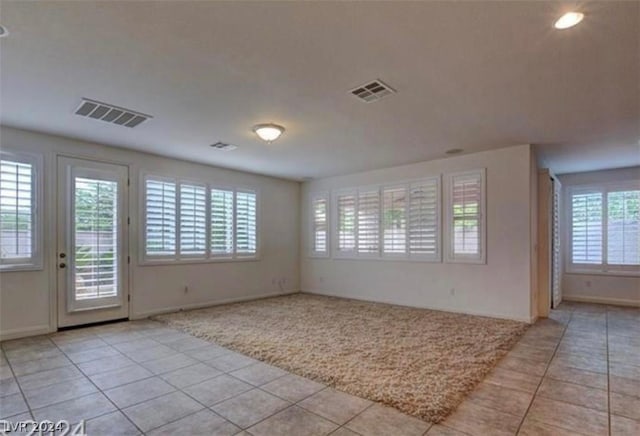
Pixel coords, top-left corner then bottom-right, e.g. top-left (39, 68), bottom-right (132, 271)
top-left (74, 177), bottom-right (118, 300)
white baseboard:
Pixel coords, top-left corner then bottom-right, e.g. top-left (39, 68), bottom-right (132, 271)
top-left (301, 290), bottom-right (534, 324)
top-left (563, 295), bottom-right (640, 307)
top-left (132, 290), bottom-right (300, 319)
top-left (0, 324), bottom-right (52, 342)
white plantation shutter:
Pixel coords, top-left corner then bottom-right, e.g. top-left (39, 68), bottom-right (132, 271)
top-left (382, 186), bottom-right (407, 254)
top-left (337, 192), bottom-right (356, 253)
top-left (311, 195), bottom-right (328, 255)
top-left (143, 174), bottom-right (259, 262)
top-left (357, 190), bottom-right (380, 254)
top-left (0, 156), bottom-right (38, 266)
top-left (236, 190), bottom-right (257, 255)
top-left (408, 179), bottom-right (439, 258)
top-left (448, 170), bottom-right (485, 262)
top-left (179, 183), bottom-right (207, 256)
top-left (145, 178), bottom-right (177, 256)
top-left (73, 177), bottom-right (118, 300)
top-left (606, 190), bottom-right (640, 265)
top-left (571, 192), bottom-right (603, 264)
top-left (210, 188), bottom-right (234, 255)
top-left (332, 178), bottom-right (443, 261)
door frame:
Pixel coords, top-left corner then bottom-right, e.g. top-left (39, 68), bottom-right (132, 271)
top-left (537, 169), bottom-right (553, 318)
top-left (56, 154), bottom-right (131, 328)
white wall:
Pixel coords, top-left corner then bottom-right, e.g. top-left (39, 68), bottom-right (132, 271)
top-left (301, 144), bottom-right (536, 322)
top-left (559, 167), bottom-right (640, 306)
top-left (0, 126), bottom-right (301, 340)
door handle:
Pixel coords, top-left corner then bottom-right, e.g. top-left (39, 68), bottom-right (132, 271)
top-left (59, 253), bottom-right (66, 258)
top-left (59, 263), bottom-right (66, 269)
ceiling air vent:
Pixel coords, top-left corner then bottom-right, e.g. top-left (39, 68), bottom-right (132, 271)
top-left (210, 142), bottom-right (237, 151)
top-left (75, 98), bottom-right (152, 128)
top-left (349, 79), bottom-right (396, 103)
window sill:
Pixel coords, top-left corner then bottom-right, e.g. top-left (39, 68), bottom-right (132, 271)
top-left (329, 254), bottom-right (442, 263)
top-left (139, 256), bottom-right (260, 267)
top-left (566, 269), bottom-right (640, 278)
top-left (446, 258), bottom-right (487, 265)
top-left (0, 263), bottom-right (44, 273)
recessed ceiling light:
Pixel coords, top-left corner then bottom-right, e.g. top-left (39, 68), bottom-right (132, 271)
top-left (445, 148), bottom-right (464, 155)
top-left (253, 123), bottom-right (285, 143)
top-left (0, 25), bottom-right (9, 38)
top-left (554, 12), bottom-right (584, 30)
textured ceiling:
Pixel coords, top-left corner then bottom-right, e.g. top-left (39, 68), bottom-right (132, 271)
top-left (1, 1), bottom-right (638, 180)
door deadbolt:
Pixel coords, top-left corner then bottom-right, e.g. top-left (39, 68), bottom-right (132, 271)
top-left (59, 253), bottom-right (66, 258)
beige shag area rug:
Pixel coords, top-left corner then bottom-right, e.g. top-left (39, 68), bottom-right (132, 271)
top-left (154, 293), bottom-right (527, 422)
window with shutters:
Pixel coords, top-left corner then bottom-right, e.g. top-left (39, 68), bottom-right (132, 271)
top-left (179, 183), bottom-right (207, 256)
top-left (142, 174), bottom-right (259, 263)
top-left (330, 177), bottom-right (442, 261)
top-left (336, 191), bottom-right (356, 254)
top-left (382, 186), bottom-right (407, 255)
top-left (145, 178), bottom-right (176, 257)
top-left (310, 193), bottom-right (329, 256)
top-left (210, 188), bottom-right (234, 256)
top-left (570, 191), bottom-right (602, 265)
top-left (568, 182), bottom-right (640, 275)
top-left (0, 151), bottom-right (42, 270)
top-left (236, 190), bottom-right (257, 256)
top-left (447, 170), bottom-right (486, 263)
top-left (357, 190), bottom-right (380, 255)
top-left (408, 178), bottom-right (440, 260)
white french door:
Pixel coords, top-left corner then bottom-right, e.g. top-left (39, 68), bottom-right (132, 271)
top-left (57, 156), bottom-right (129, 327)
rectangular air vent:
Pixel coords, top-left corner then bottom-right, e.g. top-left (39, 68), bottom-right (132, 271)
top-left (349, 79), bottom-right (396, 103)
top-left (210, 142), bottom-right (237, 151)
top-left (75, 98), bottom-right (152, 128)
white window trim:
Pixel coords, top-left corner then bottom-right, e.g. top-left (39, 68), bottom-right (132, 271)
top-left (0, 150), bottom-right (44, 271)
top-left (309, 191), bottom-right (330, 258)
top-left (140, 172), bottom-right (260, 265)
top-left (565, 180), bottom-right (640, 277)
top-left (330, 176), bottom-right (442, 262)
top-left (445, 168), bottom-right (487, 264)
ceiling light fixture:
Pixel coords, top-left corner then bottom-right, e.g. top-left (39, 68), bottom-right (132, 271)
top-left (554, 12), bottom-right (584, 30)
top-left (0, 25), bottom-right (9, 38)
top-left (253, 123), bottom-right (285, 143)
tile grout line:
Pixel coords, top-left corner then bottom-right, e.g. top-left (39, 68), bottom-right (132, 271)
top-left (121, 339), bottom-right (286, 433)
top-left (513, 310), bottom-right (574, 435)
top-left (336, 402), bottom-right (376, 435)
top-left (223, 382), bottom-right (329, 432)
top-left (144, 326), bottom-right (437, 433)
top-left (47, 332), bottom-right (147, 435)
top-left (87, 331), bottom-right (241, 434)
top-left (0, 346), bottom-right (36, 421)
top-left (45, 328), bottom-right (305, 434)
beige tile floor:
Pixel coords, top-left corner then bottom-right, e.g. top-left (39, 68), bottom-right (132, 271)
top-left (1, 301), bottom-right (638, 435)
